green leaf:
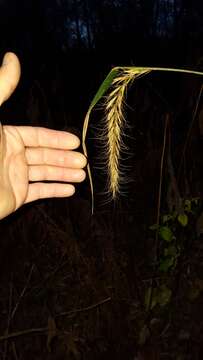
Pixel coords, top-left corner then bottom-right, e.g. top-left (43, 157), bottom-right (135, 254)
top-left (157, 285), bottom-right (172, 306)
top-left (164, 245), bottom-right (177, 257)
top-left (184, 199), bottom-right (191, 213)
top-left (89, 68), bottom-right (120, 110)
top-left (177, 213), bottom-right (188, 227)
top-left (159, 257), bottom-right (174, 272)
top-left (159, 226), bottom-right (173, 242)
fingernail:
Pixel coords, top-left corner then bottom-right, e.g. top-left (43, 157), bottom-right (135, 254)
top-left (69, 185), bottom-right (75, 195)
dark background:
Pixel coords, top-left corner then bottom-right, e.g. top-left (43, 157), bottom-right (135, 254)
top-left (0, 1), bottom-right (203, 359)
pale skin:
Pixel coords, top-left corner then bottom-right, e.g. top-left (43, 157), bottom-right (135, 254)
top-left (0, 52), bottom-right (87, 220)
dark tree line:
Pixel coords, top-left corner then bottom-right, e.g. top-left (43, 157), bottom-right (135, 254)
top-left (0, 0), bottom-right (202, 129)
top-left (0, 0), bottom-right (202, 64)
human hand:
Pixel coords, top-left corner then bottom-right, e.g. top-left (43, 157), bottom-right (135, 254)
top-left (0, 53), bottom-right (87, 219)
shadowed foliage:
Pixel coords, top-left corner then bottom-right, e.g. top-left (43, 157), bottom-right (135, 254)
top-left (0, 0), bottom-right (203, 359)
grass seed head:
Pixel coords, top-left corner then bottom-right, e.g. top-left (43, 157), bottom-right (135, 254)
top-left (104, 68), bottom-right (149, 199)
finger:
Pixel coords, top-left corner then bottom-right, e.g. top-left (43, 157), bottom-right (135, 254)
top-left (24, 183), bottom-right (75, 204)
top-left (25, 147), bottom-right (87, 168)
top-left (28, 165), bottom-right (86, 183)
top-left (0, 53), bottom-right (21, 106)
top-left (16, 126), bottom-right (80, 150)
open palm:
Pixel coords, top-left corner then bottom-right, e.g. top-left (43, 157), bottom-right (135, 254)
top-left (0, 53), bottom-right (86, 219)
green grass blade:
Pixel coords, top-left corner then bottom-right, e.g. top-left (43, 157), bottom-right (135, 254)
top-left (89, 67), bottom-right (121, 109)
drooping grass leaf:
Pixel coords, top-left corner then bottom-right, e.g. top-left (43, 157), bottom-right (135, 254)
top-left (90, 67), bottom-right (120, 109)
top-left (82, 67), bottom-right (120, 214)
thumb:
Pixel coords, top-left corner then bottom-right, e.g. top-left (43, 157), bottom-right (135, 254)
top-left (0, 52), bottom-right (21, 106)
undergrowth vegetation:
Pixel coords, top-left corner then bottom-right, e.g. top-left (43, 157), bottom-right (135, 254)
top-left (0, 68), bottom-right (203, 359)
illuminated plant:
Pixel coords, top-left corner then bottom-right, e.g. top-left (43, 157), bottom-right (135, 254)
top-left (82, 67), bottom-right (203, 213)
